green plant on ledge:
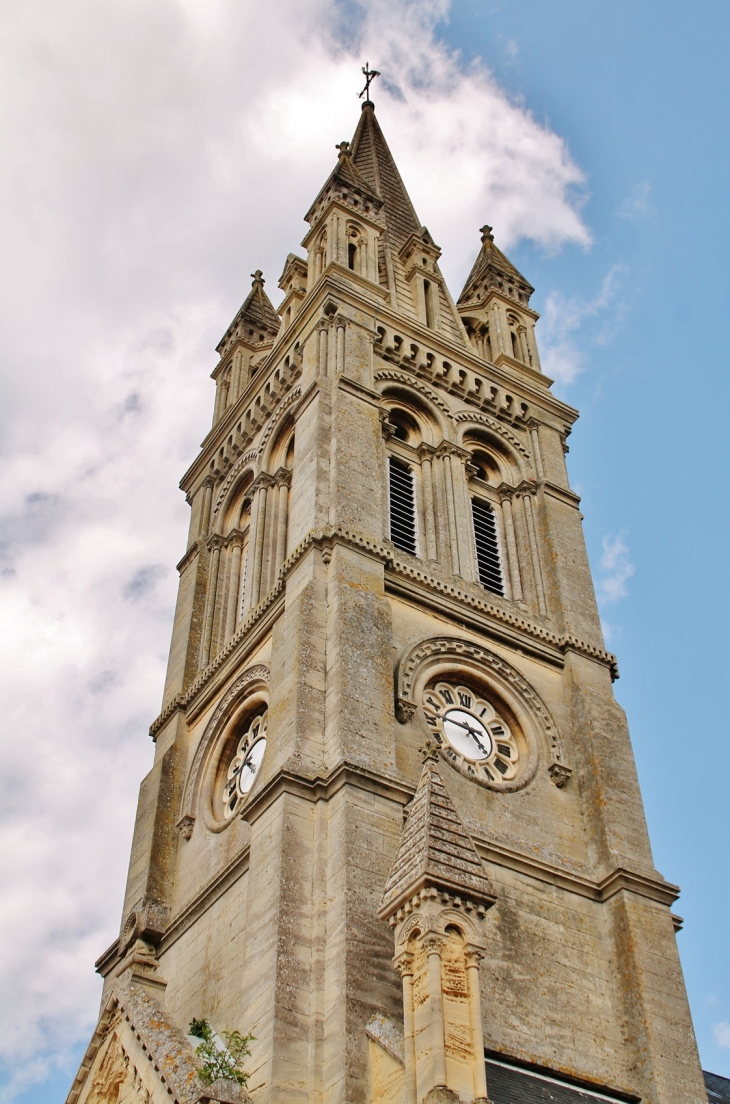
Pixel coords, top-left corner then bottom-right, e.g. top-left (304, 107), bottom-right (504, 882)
top-left (189, 1018), bottom-right (254, 1086)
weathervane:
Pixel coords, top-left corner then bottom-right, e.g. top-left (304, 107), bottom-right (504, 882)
top-left (358, 61), bottom-right (380, 104)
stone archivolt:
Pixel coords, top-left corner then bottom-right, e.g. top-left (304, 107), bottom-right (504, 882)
top-left (395, 635), bottom-right (567, 787)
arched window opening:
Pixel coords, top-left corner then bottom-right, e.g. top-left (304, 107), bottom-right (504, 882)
top-left (471, 499), bottom-right (504, 596)
top-left (469, 449), bottom-right (501, 485)
top-left (511, 331), bottom-right (521, 360)
top-left (285, 436), bottom-right (295, 469)
top-left (424, 279), bottom-right (435, 329)
top-left (387, 407), bottom-right (421, 446)
top-left (388, 457), bottom-right (417, 555)
top-left (348, 242), bottom-right (357, 270)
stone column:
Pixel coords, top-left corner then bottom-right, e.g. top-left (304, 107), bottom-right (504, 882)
top-left (274, 469), bottom-right (291, 578)
top-left (452, 450), bottom-right (478, 583)
top-left (528, 421), bottom-right (545, 481)
top-left (199, 476), bottom-right (214, 538)
top-left (200, 537), bottom-right (222, 667)
top-left (395, 953), bottom-right (418, 1104)
top-left (424, 936), bottom-right (447, 1089)
top-left (231, 349), bottom-right (243, 402)
top-left (418, 445), bottom-right (438, 563)
top-left (465, 948), bottom-right (489, 1102)
top-left (439, 450), bottom-right (461, 577)
top-left (518, 325), bottom-right (532, 367)
top-left (520, 486), bottom-right (547, 616)
top-left (250, 477), bottom-right (273, 608)
top-left (317, 323), bottom-right (329, 378)
top-left (224, 534), bottom-right (244, 642)
top-left (335, 319), bottom-right (346, 376)
top-left (498, 488), bottom-right (523, 605)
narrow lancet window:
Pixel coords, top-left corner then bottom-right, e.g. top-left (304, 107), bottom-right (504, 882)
top-left (388, 457), bottom-right (417, 555)
top-left (424, 279), bottom-right (435, 329)
top-left (471, 499), bottom-right (504, 596)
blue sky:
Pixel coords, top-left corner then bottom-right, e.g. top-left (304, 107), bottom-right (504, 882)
top-left (438, 0), bottom-right (730, 1077)
top-left (1, 0), bottom-right (728, 1099)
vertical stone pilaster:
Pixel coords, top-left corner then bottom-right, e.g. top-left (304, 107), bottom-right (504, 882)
top-left (224, 534), bottom-right (243, 642)
top-left (498, 487), bottom-right (523, 605)
top-left (200, 537), bottom-right (221, 667)
top-left (418, 444), bottom-right (438, 564)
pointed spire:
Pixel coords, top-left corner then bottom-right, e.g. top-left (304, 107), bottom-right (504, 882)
top-left (350, 102), bottom-right (422, 249)
top-left (216, 270), bottom-right (281, 356)
top-left (458, 225), bottom-right (534, 309)
top-left (378, 758), bottom-right (496, 920)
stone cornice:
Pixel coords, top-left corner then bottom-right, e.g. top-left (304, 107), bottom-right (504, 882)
top-left (473, 833), bottom-right (680, 909)
top-left (541, 480), bottom-right (582, 509)
top-left (157, 847), bottom-right (251, 956)
top-left (149, 524), bottom-right (618, 740)
top-left (149, 586), bottom-right (285, 739)
top-left (175, 540), bottom-right (201, 575)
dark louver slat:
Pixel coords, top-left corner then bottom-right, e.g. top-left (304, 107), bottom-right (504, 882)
top-left (389, 457), bottom-right (417, 554)
top-left (472, 499), bottom-right (504, 596)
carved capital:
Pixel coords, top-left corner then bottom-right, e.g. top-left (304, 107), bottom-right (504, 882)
top-left (422, 934), bottom-right (446, 957)
top-left (514, 479), bottom-right (539, 498)
top-left (380, 408), bottom-right (397, 440)
top-left (273, 466), bottom-right (292, 488)
top-left (548, 762), bottom-right (572, 789)
top-left (395, 698), bottom-right (417, 724)
top-left (250, 471), bottom-right (277, 494)
top-left (203, 475), bottom-right (216, 490)
top-left (496, 482), bottom-right (516, 501)
top-left (207, 534), bottom-right (225, 551)
top-left (417, 442), bottom-right (436, 462)
top-left (393, 951), bottom-right (415, 978)
top-left (177, 814), bottom-right (195, 840)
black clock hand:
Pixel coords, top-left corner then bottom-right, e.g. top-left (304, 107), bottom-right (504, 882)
top-left (446, 715), bottom-right (491, 756)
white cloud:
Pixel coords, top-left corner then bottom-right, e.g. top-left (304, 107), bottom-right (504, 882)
top-left (0, 0), bottom-right (590, 1098)
top-left (597, 534), bottom-right (636, 605)
top-left (617, 180), bottom-right (654, 220)
top-left (539, 266), bottom-right (623, 386)
top-left (714, 1022), bottom-right (730, 1050)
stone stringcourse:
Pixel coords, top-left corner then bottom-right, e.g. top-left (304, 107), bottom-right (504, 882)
top-left (150, 526), bottom-right (618, 740)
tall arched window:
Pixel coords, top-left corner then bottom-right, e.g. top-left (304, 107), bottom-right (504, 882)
top-left (471, 499), bottom-right (504, 596)
top-left (388, 457), bottom-right (418, 554)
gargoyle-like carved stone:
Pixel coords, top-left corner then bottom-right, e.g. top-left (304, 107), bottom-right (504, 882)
top-left (177, 814), bottom-right (195, 840)
top-left (548, 762), bottom-right (572, 789)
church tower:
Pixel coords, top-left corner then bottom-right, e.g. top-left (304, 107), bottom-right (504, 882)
top-left (67, 97), bottom-right (708, 1104)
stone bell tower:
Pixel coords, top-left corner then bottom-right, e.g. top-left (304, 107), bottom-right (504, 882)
top-left (67, 95), bottom-right (709, 1104)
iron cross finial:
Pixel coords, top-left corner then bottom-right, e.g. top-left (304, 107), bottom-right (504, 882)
top-left (358, 62), bottom-right (381, 103)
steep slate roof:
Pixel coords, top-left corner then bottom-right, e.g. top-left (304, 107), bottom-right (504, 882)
top-left (705, 1070), bottom-right (730, 1104)
top-left (216, 270), bottom-right (280, 355)
top-left (379, 759), bottom-right (496, 918)
top-left (457, 225), bottom-right (534, 310)
top-left (350, 102), bottom-right (422, 249)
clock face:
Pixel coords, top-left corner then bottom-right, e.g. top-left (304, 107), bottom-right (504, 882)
top-left (422, 682), bottom-right (518, 787)
top-left (223, 710), bottom-right (267, 819)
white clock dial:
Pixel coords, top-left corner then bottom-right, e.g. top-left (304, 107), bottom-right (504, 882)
top-left (422, 682), bottom-right (518, 787)
top-left (223, 710), bottom-right (268, 819)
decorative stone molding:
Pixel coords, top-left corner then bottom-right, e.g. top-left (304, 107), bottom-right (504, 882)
top-left (177, 814), bottom-right (196, 840)
top-left (548, 762), bottom-right (573, 789)
top-left (179, 663), bottom-right (270, 833)
top-left (395, 634), bottom-right (568, 789)
top-left (453, 410), bottom-right (531, 460)
top-left (212, 449), bottom-right (260, 518)
top-left (374, 368), bottom-right (455, 419)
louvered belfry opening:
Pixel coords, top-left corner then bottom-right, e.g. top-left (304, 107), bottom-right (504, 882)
top-left (388, 457), bottom-right (417, 554)
top-left (471, 498), bottom-right (504, 596)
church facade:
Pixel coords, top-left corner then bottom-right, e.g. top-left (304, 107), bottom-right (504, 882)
top-left (67, 99), bottom-right (710, 1104)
